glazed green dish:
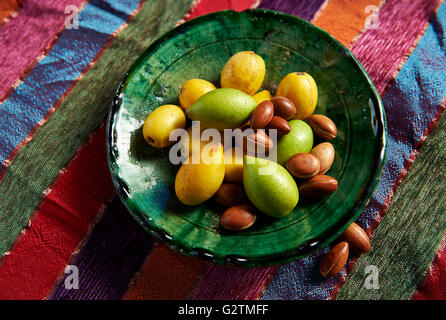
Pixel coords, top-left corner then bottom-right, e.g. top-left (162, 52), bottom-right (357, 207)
top-left (106, 9), bottom-right (387, 267)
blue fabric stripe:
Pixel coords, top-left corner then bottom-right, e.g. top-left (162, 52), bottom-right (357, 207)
top-left (0, 0), bottom-right (141, 175)
top-left (262, 2), bottom-right (446, 300)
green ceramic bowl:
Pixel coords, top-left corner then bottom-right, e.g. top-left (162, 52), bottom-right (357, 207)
top-left (106, 9), bottom-right (386, 267)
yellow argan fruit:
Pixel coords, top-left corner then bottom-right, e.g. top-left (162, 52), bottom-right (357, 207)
top-left (220, 51), bottom-right (266, 95)
top-left (252, 89), bottom-right (272, 105)
top-left (276, 72), bottom-right (318, 119)
top-left (179, 79), bottom-right (216, 110)
top-left (179, 124), bottom-right (222, 157)
top-left (223, 147), bottom-right (244, 184)
top-left (142, 105), bottom-right (186, 148)
top-left (175, 144), bottom-right (225, 206)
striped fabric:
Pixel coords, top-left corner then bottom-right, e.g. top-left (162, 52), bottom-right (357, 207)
top-left (0, 0), bottom-right (444, 300)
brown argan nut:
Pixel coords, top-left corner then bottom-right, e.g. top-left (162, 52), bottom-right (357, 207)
top-left (214, 183), bottom-right (247, 207)
top-left (271, 96), bottom-right (296, 120)
top-left (340, 222), bottom-right (370, 254)
top-left (220, 204), bottom-right (257, 231)
top-left (299, 175), bottom-right (338, 199)
top-left (266, 116), bottom-right (291, 136)
top-left (306, 114), bottom-right (337, 140)
top-left (250, 101), bottom-right (274, 129)
top-left (311, 142), bottom-right (335, 174)
top-left (320, 242), bottom-right (349, 278)
top-left (286, 153), bottom-right (320, 179)
top-left (235, 129), bottom-right (273, 155)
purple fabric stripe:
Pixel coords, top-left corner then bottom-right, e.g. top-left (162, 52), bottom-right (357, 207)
top-left (0, 0), bottom-right (86, 101)
top-left (190, 0), bottom-right (326, 301)
top-left (50, 198), bottom-right (155, 300)
top-left (258, 0), bottom-right (326, 21)
top-left (262, 0), bottom-right (446, 300)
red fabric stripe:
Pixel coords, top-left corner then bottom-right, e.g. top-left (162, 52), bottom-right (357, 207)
top-left (187, 0), bottom-right (257, 20)
top-left (412, 234), bottom-right (446, 300)
top-left (0, 126), bottom-right (115, 299)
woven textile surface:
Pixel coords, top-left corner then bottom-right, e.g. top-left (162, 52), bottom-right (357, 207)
top-left (0, 0), bottom-right (445, 300)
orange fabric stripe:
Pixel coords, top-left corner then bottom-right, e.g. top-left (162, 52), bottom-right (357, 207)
top-left (312, 0), bottom-right (382, 47)
top-left (123, 244), bottom-right (208, 300)
top-left (0, 0), bottom-right (23, 22)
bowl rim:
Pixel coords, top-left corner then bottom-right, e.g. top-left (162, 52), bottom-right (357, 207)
top-left (106, 8), bottom-right (387, 267)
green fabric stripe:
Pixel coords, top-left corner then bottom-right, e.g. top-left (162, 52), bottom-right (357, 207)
top-left (336, 111), bottom-right (446, 300)
top-left (0, 0), bottom-right (193, 256)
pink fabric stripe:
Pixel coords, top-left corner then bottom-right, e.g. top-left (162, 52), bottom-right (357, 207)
top-left (191, 265), bottom-right (279, 300)
top-left (350, 0), bottom-right (441, 94)
top-left (0, 0), bottom-right (86, 102)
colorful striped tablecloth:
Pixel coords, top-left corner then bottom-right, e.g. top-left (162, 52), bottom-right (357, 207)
top-left (0, 0), bottom-right (445, 300)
